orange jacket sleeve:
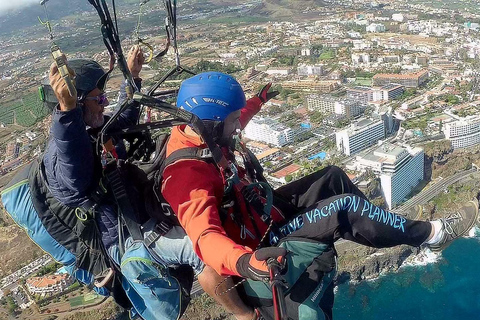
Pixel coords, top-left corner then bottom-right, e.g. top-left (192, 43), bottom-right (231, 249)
top-left (161, 159), bottom-right (252, 276)
top-left (239, 96), bottom-right (262, 129)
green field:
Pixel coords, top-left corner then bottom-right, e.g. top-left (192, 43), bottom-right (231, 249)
top-left (319, 51), bottom-right (335, 60)
top-left (69, 293), bottom-right (101, 308)
top-left (69, 296), bottom-right (86, 308)
top-left (355, 77), bottom-right (372, 86)
top-left (0, 91), bottom-right (51, 127)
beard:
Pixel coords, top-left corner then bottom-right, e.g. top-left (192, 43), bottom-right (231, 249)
top-left (84, 112), bottom-right (105, 129)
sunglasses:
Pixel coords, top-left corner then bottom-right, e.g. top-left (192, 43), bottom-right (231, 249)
top-left (85, 93), bottom-right (108, 105)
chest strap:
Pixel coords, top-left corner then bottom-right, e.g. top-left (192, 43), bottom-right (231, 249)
top-left (160, 146), bottom-right (213, 175)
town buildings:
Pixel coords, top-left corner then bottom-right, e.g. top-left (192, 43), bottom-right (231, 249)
top-left (336, 118), bottom-right (385, 156)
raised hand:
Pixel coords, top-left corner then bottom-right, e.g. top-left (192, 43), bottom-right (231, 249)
top-left (49, 57), bottom-right (77, 111)
top-left (127, 45), bottom-right (145, 79)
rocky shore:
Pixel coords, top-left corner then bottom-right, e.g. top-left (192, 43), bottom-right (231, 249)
top-left (336, 243), bottom-right (423, 284)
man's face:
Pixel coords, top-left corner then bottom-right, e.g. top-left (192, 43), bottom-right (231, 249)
top-left (221, 110), bottom-right (241, 141)
top-left (83, 88), bottom-right (108, 128)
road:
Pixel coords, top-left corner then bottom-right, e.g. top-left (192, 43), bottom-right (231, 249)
top-left (395, 168), bottom-right (477, 214)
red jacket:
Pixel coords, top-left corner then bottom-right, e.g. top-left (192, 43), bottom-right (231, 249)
top-left (161, 97), bottom-right (270, 276)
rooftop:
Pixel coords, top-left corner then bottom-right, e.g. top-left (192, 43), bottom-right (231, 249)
top-left (357, 143), bottom-right (422, 166)
top-left (257, 148), bottom-right (280, 160)
top-left (373, 69), bottom-right (428, 80)
top-left (271, 164), bottom-right (302, 179)
top-left (26, 274), bottom-right (68, 289)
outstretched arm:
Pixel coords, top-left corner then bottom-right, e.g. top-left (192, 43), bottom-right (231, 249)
top-left (239, 83), bottom-right (279, 129)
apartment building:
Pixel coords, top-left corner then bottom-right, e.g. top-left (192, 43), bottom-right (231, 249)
top-left (352, 143), bottom-right (424, 209)
top-left (336, 118), bottom-right (385, 156)
top-left (297, 64), bottom-right (324, 76)
top-left (244, 117), bottom-right (294, 147)
top-left (26, 274), bottom-right (73, 296)
top-left (346, 84), bottom-right (405, 103)
top-left (366, 23), bottom-right (386, 32)
top-left (372, 70), bottom-right (429, 88)
top-left (443, 116), bottom-right (480, 149)
top-left (306, 94), bottom-right (366, 117)
top-left (282, 80), bottom-right (339, 93)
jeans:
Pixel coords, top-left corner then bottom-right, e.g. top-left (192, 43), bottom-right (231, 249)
top-left (108, 222), bottom-right (204, 276)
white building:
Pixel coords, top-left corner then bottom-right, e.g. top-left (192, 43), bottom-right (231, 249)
top-left (244, 117), bottom-right (294, 147)
top-left (351, 53), bottom-right (371, 65)
top-left (265, 67), bottom-right (293, 76)
top-left (336, 118), bottom-right (385, 156)
top-left (297, 64), bottom-right (324, 76)
top-left (346, 84), bottom-right (405, 103)
top-left (392, 13), bottom-right (404, 22)
top-left (306, 95), bottom-right (366, 117)
top-left (26, 274), bottom-right (73, 296)
top-left (443, 116), bottom-right (480, 149)
top-left (301, 47), bottom-right (311, 56)
top-left (366, 23), bottom-right (386, 33)
top-left (351, 143), bottom-right (424, 209)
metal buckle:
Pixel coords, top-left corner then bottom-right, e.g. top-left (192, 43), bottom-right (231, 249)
top-left (199, 148), bottom-right (212, 158)
top-left (156, 221), bottom-right (171, 234)
top-left (144, 230), bottom-right (160, 248)
top-left (145, 221), bottom-right (171, 248)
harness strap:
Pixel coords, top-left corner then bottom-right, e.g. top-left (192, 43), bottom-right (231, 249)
top-left (160, 146), bottom-right (213, 175)
top-left (105, 162), bottom-right (144, 241)
top-left (143, 220), bottom-right (172, 248)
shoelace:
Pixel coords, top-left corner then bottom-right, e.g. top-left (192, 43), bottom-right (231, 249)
top-left (442, 213), bottom-right (462, 236)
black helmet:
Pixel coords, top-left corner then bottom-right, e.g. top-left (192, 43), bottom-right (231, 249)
top-left (69, 59), bottom-right (108, 100)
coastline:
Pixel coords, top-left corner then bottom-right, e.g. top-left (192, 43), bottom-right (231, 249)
top-left (337, 226), bottom-right (480, 286)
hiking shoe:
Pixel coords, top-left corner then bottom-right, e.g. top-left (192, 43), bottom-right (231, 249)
top-left (427, 199), bottom-right (479, 252)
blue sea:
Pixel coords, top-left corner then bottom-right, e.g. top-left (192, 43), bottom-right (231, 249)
top-left (333, 237), bottom-right (480, 320)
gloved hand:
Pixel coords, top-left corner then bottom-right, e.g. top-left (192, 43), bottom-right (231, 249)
top-left (257, 83), bottom-right (280, 103)
top-left (236, 247), bottom-right (287, 281)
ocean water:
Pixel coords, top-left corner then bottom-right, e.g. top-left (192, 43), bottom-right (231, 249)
top-left (333, 237), bottom-right (480, 320)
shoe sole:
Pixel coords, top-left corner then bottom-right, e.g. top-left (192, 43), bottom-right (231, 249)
top-left (460, 199), bottom-right (479, 237)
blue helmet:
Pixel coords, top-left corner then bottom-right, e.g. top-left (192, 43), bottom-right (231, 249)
top-left (176, 72), bottom-right (246, 121)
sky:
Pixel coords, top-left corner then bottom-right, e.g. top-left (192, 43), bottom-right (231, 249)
top-left (0, 0), bottom-right (38, 16)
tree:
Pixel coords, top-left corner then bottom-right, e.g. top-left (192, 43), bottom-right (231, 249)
top-left (309, 110), bottom-right (325, 125)
top-left (285, 175), bottom-right (293, 183)
top-left (6, 296), bottom-right (17, 315)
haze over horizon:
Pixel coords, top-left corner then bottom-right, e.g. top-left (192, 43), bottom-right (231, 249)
top-left (0, 0), bottom-right (39, 16)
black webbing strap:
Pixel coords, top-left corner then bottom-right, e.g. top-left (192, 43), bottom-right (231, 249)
top-left (159, 146), bottom-right (213, 176)
top-left (105, 163), bottom-right (143, 241)
top-left (143, 220), bottom-right (172, 248)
